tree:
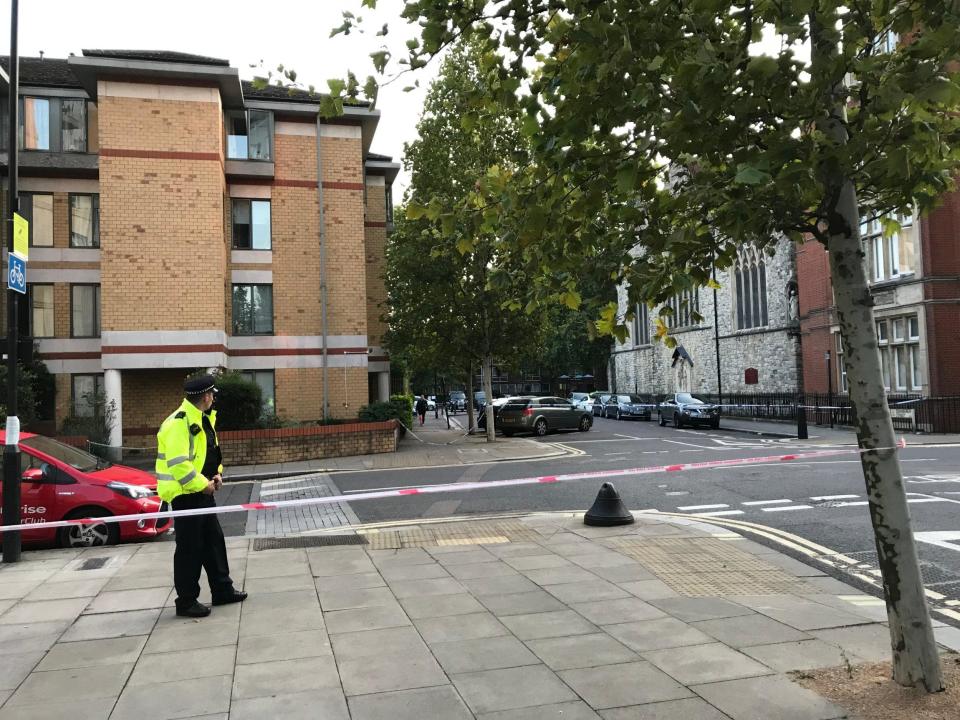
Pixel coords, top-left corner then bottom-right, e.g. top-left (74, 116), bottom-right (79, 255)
top-left (382, 40), bottom-right (543, 440)
top-left (331, 0), bottom-right (960, 690)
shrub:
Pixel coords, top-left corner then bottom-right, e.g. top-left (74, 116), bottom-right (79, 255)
top-left (212, 372), bottom-right (263, 430)
top-left (390, 394), bottom-right (414, 427)
top-left (61, 393), bottom-right (117, 452)
top-left (0, 363), bottom-right (39, 425)
top-left (359, 398), bottom-right (412, 432)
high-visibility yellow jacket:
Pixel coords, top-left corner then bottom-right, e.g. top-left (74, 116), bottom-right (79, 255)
top-left (155, 399), bottom-right (222, 503)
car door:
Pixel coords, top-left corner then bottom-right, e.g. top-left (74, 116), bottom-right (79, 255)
top-left (548, 398), bottom-right (574, 428)
top-left (1, 450), bottom-right (61, 543)
top-left (660, 396), bottom-right (675, 419)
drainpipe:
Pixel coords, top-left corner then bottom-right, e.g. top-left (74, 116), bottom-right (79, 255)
top-left (316, 115), bottom-right (329, 420)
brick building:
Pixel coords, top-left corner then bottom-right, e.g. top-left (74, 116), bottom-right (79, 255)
top-left (0, 50), bottom-right (398, 446)
top-left (798, 193), bottom-right (960, 398)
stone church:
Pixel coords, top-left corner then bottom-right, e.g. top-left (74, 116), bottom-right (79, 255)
top-left (611, 239), bottom-right (801, 396)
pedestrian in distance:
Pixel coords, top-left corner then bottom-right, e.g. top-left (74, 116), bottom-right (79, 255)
top-left (416, 394), bottom-right (428, 426)
top-left (156, 375), bottom-right (247, 618)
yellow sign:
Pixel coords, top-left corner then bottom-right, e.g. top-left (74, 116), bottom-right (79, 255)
top-left (12, 212), bottom-right (28, 261)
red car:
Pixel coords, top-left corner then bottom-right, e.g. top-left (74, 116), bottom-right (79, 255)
top-left (0, 432), bottom-right (171, 548)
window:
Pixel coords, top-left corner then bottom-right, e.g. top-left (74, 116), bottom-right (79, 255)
top-left (20, 193), bottom-right (53, 247)
top-left (19, 97), bottom-right (89, 152)
top-left (240, 370), bottom-right (276, 415)
top-left (232, 284), bottom-right (273, 335)
top-left (734, 246), bottom-right (769, 329)
top-left (877, 314), bottom-right (922, 392)
top-left (72, 374), bottom-right (104, 418)
top-left (231, 199), bottom-right (271, 250)
top-left (862, 212), bottom-right (914, 282)
top-left (69, 195), bottom-right (99, 248)
top-left (665, 289), bottom-right (699, 329)
top-left (29, 284), bottom-right (54, 338)
top-left (226, 110), bottom-right (273, 161)
top-left (836, 333), bottom-right (848, 392)
top-left (632, 303), bottom-right (649, 346)
top-left (71, 285), bottom-right (101, 338)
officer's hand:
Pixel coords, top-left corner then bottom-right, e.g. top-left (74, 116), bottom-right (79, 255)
top-left (202, 479), bottom-right (216, 495)
top-left (213, 474), bottom-right (223, 490)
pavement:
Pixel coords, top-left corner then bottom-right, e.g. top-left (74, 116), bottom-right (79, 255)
top-left (1, 511), bottom-right (958, 720)
top-left (225, 412), bottom-right (574, 481)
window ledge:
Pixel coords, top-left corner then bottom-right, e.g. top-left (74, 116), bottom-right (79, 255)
top-left (225, 159), bottom-right (275, 179)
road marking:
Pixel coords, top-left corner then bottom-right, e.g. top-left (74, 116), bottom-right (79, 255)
top-left (604, 452), bottom-right (631, 457)
top-left (261, 477), bottom-right (311, 488)
top-left (810, 494), bottom-right (860, 501)
top-left (915, 532), bottom-right (960, 553)
top-left (762, 504), bottom-right (813, 512)
top-left (834, 501), bottom-right (870, 507)
top-left (907, 498), bottom-right (949, 504)
top-left (677, 503), bottom-right (729, 511)
top-left (693, 510), bottom-right (745, 517)
top-left (742, 499), bottom-right (793, 506)
top-left (664, 491), bottom-right (690, 496)
top-left (662, 439), bottom-right (718, 449)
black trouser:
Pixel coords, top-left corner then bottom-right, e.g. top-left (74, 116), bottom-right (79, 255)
top-left (171, 491), bottom-right (234, 608)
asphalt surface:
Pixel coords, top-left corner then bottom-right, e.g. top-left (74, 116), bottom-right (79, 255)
top-left (331, 415), bottom-right (960, 619)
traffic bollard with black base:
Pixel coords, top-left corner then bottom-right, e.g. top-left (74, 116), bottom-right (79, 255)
top-left (584, 482), bottom-right (635, 527)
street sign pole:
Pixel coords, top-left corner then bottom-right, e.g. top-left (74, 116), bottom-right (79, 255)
top-left (2, 0), bottom-right (22, 564)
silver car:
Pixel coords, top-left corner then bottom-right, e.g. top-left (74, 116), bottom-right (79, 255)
top-left (498, 397), bottom-right (593, 437)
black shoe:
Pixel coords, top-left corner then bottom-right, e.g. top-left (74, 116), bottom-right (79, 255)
top-left (211, 590), bottom-right (248, 606)
top-left (176, 601), bottom-right (211, 618)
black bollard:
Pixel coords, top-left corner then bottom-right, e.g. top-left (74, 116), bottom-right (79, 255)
top-left (584, 482), bottom-right (635, 527)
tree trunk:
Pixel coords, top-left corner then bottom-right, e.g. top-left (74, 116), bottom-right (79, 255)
top-left (466, 362), bottom-right (476, 432)
top-left (402, 371), bottom-right (411, 397)
top-left (483, 356), bottom-right (496, 443)
top-left (811, 10), bottom-right (942, 692)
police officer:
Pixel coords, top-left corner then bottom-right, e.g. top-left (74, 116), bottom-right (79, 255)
top-left (156, 375), bottom-right (247, 618)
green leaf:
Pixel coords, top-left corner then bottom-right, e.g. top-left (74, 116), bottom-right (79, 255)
top-left (746, 55), bottom-right (779, 79)
top-left (616, 165), bottom-right (637, 193)
top-left (370, 50), bottom-right (390, 75)
top-left (734, 163), bottom-right (771, 185)
top-left (406, 203), bottom-right (427, 220)
top-left (562, 290), bottom-right (582, 310)
top-left (326, 78), bottom-right (346, 96)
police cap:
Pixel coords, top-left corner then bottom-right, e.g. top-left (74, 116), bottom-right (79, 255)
top-left (184, 374), bottom-right (218, 396)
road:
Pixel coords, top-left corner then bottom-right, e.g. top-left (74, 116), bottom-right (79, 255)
top-left (328, 416), bottom-right (960, 622)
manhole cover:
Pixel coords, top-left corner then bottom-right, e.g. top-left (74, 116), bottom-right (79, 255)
top-left (79, 557), bottom-right (110, 570)
top-left (253, 535), bottom-right (367, 551)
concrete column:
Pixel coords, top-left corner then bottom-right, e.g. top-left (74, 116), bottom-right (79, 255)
top-left (378, 371), bottom-right (391, 402)
top-left (103, 369), bottom-right (122, 451)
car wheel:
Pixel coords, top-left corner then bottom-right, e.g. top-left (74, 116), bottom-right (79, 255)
top-left (58, 509), bottom-right (119, 548)
top-left (534, 419), bottom-right (548, 437)
top-left (658, 413), bottom-right (666, 427)
top-left (502, 430), bottom-right (514, 437)
top-left (674, 413), bottom-right (684, 429)
top-left (616, 409), bottom-right (622, 421)
top-left (578, 416), bottom-right (592, 432)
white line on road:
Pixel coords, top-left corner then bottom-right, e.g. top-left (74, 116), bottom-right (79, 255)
top-left (742, 499), bottom-right (793, 506)
top-left (810, 494), bottom-right (860, 501)
top-left (604, 452), bottom-right (631, 457)
top-left (834, 501), bottom-right (870, 507)
top-left (907, 498), bottom-right (949, 504)
top-left (693, 510), bottom-right (745, 517)
top-left (662, 439), bottom-right (719, 449)
top-left (762, 504), bottom-right (814, 512)
top-left (261, 477), bottom-right (311, 488)
top-left (677, 503), bottom-right (729, 511)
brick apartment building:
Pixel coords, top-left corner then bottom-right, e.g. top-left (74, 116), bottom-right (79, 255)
top-left (0, 50), bottom-right (398, 447)
top-left (798, 193), bottom-right (960, 398)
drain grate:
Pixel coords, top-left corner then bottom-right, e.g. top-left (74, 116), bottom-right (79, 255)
top-left (79, 557), bottom-right (110, 570)
top-left (253, 535), bottom-right (367, 551)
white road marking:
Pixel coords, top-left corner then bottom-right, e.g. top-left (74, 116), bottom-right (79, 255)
top-left (662, 439), bottom-right (719, 449)
top-left (693, 510), bottom-right (745, 517)
top-left (677, 503), bottom-right (729, 511)
top-left (906, 497), bottom-right (949, 504)
top-left (261, 477), bottom-right (311, 488)
top-left (664, 491), bottom-right (690, 496)
top-left (604, 452), bottom-right (631, 457)
top-left (742, 499), bottom-right (792, 506)
top-left (834, 501), bottom-right (870, 507)
top-left (810, 494), bottom-right (860, 501)
top-left (762, 504), bottom-right (813, 512)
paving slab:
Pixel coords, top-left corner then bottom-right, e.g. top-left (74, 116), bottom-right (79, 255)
top-left (379, 562), bottom-right (451, 582)
top-left (102, 574), bottom-right (170, 592)
top-left (0, 697), bottom-right (115, 720)
top-left (347, 685), bottom-right (473, 720)
top-left (477, 701), bottom-right (602, 720)
top-left (477, 590), bottom-right (567, 616)
top-left (691, 613), bottom-right (811, 648)
top-left (524, 566), bottom-right (602, 586)
top-left (325, 603), bottom-right (411, 634)
top-left (0, 651), bottom-right (43, 691)
top-left (435, 549), bottom-right (498, 565)
top-left (239, 606), bottom-right (324, 637)
top-left (503, 554), bottom-right (574, 571)
top-left (430, 635), bottom-right (541, 674)
top-left (369, 548), bottom-right (436, 566)
top-left (590, 564), bottom-right (658, 584)
top-left (527, 633), bottom-right (639, 671)
top-left (447, 561), bottom-right (521, 580)
top-left (604, 617), bottom-right (714, 652)
top-left (500, 609), bottom-right (598, 640)
top-left (398, 592), bottom-right (486, 619)
top-left (810, 623), bottom-right (893, 662)
top-left (84, 587), bottom-right (171, 614)
top-left (338, 648), bottom-right (448, 696)
top-left (647, 597), bottom-right (754, 623)
top-left (692, 674), bottom-right (845, 720)
top-left (452, 664), bottom-right (578, 714)
top-left (572, 598), bottom-right (667, 626)
top-left (232, 655), bottom-right (341, 699)
top-left (6, 662), bottom-right (133, 705)
top-left (0, 598), bottom-right (90, 624)
top-left (558, 661), bottom-right (693, 710)
top-left (414, 611), bottom-right (508, 643)
top-left (617, 579), bottom-right (681, 600)
top-left (236, 628), bottom-right (332, 664)
top-left (0, 621), bottom-right (70, 655)
top-left (641, 642), bottom-right (773, 684)
top-left (144, 620), bottom-right (239, 653)
top-left (230, 688), bottom-right (349, 720)
top-left (599, 697), bottom-right (732, 720)
top-left (111, 673), bottom-right (233, 720)
top-left (309, 555), bottom-right (382, 578)
top-left (389, 577), bottom-right (468, 598)
top-left (315, 572), bottom-right (385, 591)
top-left (24, 578), bottom-right (110, 601)
top-left (36, 635), bottom-right (147, 670)
top-left (544, 580), bottom-right (631, 604)
top-left (330, 626), bottom-right (428, 661)
top-left (730, 595), bottom-right (871, 631)
top-left (240, 588), bottom-right (319, 614)
top-left (461, 574), bottom-right (546, 597)
top-left (128, 645), bottom-right (236, 685)
top-left (741, 639), bottom-right (856, 672)
top-left (241, 573), bottom-right (316, 594)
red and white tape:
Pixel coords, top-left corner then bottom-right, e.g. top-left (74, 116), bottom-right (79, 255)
top-left (0, 441), bottom-right (905, 534)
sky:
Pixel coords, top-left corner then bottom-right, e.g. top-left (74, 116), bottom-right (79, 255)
top-left (9, 0), bottom-right (436, 197)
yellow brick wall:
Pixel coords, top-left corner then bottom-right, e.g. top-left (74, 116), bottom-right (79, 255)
top-left (121, 370), bottom-right (186, 432)
top-left (275, 366), bottom-right (368, 421)
top-left (364, 178), bottom-right (388, 348)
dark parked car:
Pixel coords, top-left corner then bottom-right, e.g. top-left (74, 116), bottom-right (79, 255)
top-left (658, 393), bottom-right (721, 429)
top-left (591, 393), bottom-right (613, 417)
top-left (498, 397), bottom-right (593, 437)
top-left (477, 397), bottom-right (512, 429)
top-left (603, 394), bottom-right (652, 421)
top-left (447, 391), bottom-right (467, 412)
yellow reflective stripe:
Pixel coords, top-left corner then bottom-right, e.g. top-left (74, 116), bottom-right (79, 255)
top-left (166, 455), bottom-right (190, 466)
top-left (156, 473), bottom-right (174, 481)
top-left (156, 453), bottom-right (165, 460)
top-left (178, 469), bottom-right (198, 486)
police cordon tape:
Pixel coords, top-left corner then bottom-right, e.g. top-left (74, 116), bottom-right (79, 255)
top-left (0, 440), bottom-right (907, 534)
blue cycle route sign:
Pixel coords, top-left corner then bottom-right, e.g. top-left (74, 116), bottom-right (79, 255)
top-left (7, 253), bottom-right (26, 294)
